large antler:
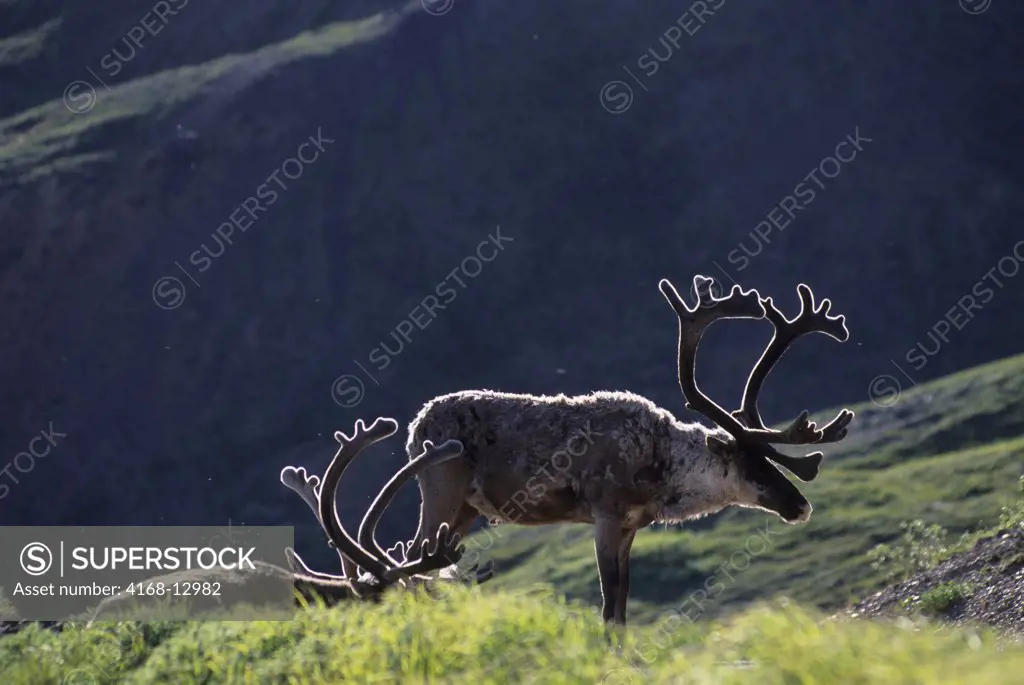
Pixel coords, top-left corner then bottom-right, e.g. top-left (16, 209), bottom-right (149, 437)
top-left (734, 283), bottom-right (854, 441)
top-left (356, 439), bottom-right (470, 580)
top-left (658, 275), bottom-right (767, 436)
top-left (280, 417), bottom-right (399, 584)
top-left (659, 275), bottom-right (855, 482)
top-left (279, 466), bottom-right (355, 579)
top-left (360, 438), bottom-right (494, 584)
top-left (731, 282), bottom-right (855, 481)
top-left (281, 417), bottom-right (487, 592)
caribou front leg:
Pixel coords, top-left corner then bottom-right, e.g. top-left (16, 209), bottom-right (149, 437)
top-left (594, 517), bottom-right (626, 625)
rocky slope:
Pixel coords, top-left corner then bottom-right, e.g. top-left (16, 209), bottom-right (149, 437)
top-left (848, 527), bottom-right (1024, 638)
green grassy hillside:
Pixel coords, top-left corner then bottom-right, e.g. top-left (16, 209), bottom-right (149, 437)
top-left (0, 9), bottom-right (406, 184)
top-left (456, 353), bottom-right (1024, 623)
top-left (3, 589), bottom-right (1023, 684)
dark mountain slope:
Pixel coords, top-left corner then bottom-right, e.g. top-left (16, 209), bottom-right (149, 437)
top-left (0, 1), bottom-right (1022, 574)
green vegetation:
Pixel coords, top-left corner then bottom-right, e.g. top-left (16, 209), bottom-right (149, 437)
top-left (868, 520), bottom-right (954, 582)
top-left (2, 589), bottom-right (1024, 684)
top-left (999, 476), bottom-right (1024, 531)
top-left (868, 475), bottom-right (1024, 584)
top-left (458, 354), bottom-right (1024, 622)
top-left (910, 582), bottom-right (972, 616)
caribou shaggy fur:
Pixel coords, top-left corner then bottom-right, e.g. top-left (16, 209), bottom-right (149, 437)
top-left (406, 389), bottom-right (796, 544)
top-left (405, 388), bottom-right (816, 625)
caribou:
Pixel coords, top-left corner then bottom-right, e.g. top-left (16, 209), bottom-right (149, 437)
top-left (402, 275), bottom-right (855, 625)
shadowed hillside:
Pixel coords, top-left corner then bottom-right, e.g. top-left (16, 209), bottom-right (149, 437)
top-left (1, 0), bottom-right (1023, 582)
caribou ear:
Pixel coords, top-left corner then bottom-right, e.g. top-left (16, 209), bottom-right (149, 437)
top-left (706, 435), bottom-right (732, 457)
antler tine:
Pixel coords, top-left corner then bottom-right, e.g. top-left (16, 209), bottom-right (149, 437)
top-left (280, 466), bottom-right (321, 518)
top-left (816, 408), bottom-right (855, 442)
top-left (733, 282), bottom-right (854, 443)
top-left (280, 466), bottom-right (356, 576)
top-left (314, 417), bottom-right (401, 583)
top-left (747, 443), bottom-right (824, 482)
top-left (282, 547), bottom-right (345, 581)
top-left (385, 522), bottom-right (467, 581)
top-left (356, 438), bottom-right (465, 568)
top-left (658, 276), bottom-right (768, 437)
top-left (387, 540), bottom-right (410, 566)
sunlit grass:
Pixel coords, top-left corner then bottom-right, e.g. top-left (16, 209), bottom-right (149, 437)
top-left (1, 588), bottom-right (1022, 684)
